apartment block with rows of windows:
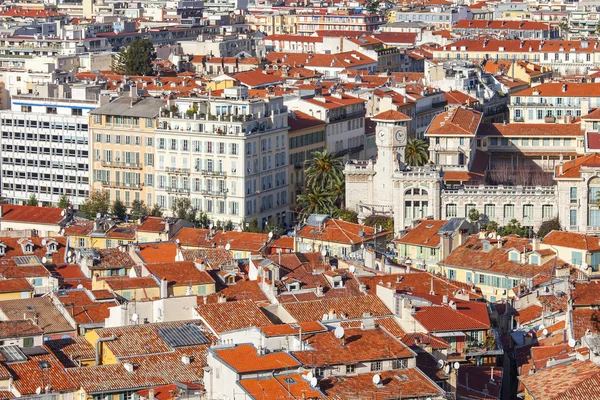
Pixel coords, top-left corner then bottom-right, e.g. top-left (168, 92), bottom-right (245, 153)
top-left (89, 94), bottom-right (164, 208)
top-left (153, 86), bottom-right (291, 228)
top-left (0, 82), bottom-right (101, 207)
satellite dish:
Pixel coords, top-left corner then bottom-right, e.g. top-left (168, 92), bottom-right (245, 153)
top-left (405, 258), bottom-right (412, 265)
top-left (543, 329), bottom-right (549, 336)
top-left (496, 234), bottom-right (502, 240)
top-left (310, 377), bottom-right (318, 388)
top-left (453, 362), bottom-right (460, 370)
top-left (569, 338), bottom-right (576, 347)
top-left (582, 262), bottom-right (589, 270)
top-left (334, 326), bottom-right (345, 339)
top-left (268, 231), bottom-right (274, 239)
top-left (444, 365), bottom-right (450, 374)
top-left (131, 313), bottom-right (139, 322)
top-left (41, 257), bottom-right (47, 264)
top-left (360, 243), bottom-right (365, 249)
top-left (437, 359), bottom-right (445, 369)
top-left (36, 387), bottom-right (42, 395)
top-left (61, 209), bottom-right (66, 216)
top-left (76, 284), bottom-right (83, 289)
top-left (67, 250), bottom-right (73, 257)
top-left (488, 233), bottom-right (493, 238)
top-left (225, 243), bottom-right (231, 251)
top-left (175, 239), bottom-right (180, 245)
top-left (539, 324), bottom-right (545, 330)
top-left (306, 371), bottom-right (314, 381)
top-left (321, 249), bottom-right (327, 257)
top-left (41, 239), bottom-right (47, 246)
top-left (372, 374), bottom-right (381, 385)
top-left (67, 257), bottom-right (72, 263)
top-left (349, 265), bottom-right (356, 274)
top-left (306, 244), bottom-right (313, 252)
top-left (209, 224), bottom-right (213, 230)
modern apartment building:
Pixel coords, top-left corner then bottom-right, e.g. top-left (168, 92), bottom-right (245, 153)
top-left (0, 83), bottom-right (101, 207)
top-left (295, 11), bottom-right (384, 35)
top-left (90, 92), bottom-right (164, 208)
top-left (154, 86), bottom-right (291, 228)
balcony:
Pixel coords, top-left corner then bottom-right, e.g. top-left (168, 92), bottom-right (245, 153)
top-left (329, 110), bottom-right (366, 123)
top-left (165, 167), bottom-right (190, 175)
top-left (100, 181), bottom-right (143, 190)
top-left (195, 168), bottom-right (227, 177)
top-left (165, 187), bottom-right (191, 194)
top-left (101, 160), bottom-right (142, 170)
top-left (199, 189), bottom-right (228, 197)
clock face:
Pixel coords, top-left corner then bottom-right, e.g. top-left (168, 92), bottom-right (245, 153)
top-left (378, 130), bottom-right (386, 141)
top-left (395, 130), bottom-right (405, 142)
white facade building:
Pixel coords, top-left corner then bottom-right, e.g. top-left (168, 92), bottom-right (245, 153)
top-left (154, 87), bottom-right (290, 228)
top-left (0, 83), bottom-right (102, 207)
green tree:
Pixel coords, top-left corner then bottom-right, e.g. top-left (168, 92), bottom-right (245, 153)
top-left (484, 220), bottom-right (499, 233)
top-left (297, 188), bottom-right (337, 220)
top-left (363, 215), bottom-right (394, 231)
top-left (246, 218), bottom-right (262, 233)
top-left (224, 220), bottom-right (234, 231)
top-left (264, 219), bottom-right (284, 236)
top-left (171, 197), bottom-right (196, 223)
top-left (338, 208), bottom-right (359, 223)
top-left (498, 219), bottom-right (529, 237)
top-left (80, 190), bottom-right (110, 220)
top-left (304, 150), bottom-right (344, 193)
top-left (57, 194), bottom-right (71, 208)
top-left (197, 211), bottom-right (211, 228)
top-left (112, 38), bottom-right (157, 76)
top-left (537, 217), bottom-right (561, 238)
top-left (150, 203), bottom-right (163, 217)
top-left (112, 199), bottom-right (127, 221)
top-left (26, 194), bottom-right (39, 207)
top-left (405, 139), bottom-right (429, 166)
top-left (468, 208), bottom-right (480, 224)
top-left (365, 0), bottom-right (380, 13)
top-left (130, 199), bottom-right (150, 221)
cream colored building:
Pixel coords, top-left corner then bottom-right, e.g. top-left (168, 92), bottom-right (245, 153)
top-left (90, 93), bottom-right (164, 208)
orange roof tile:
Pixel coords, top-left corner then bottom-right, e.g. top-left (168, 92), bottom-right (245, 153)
top-left (137, 216), bottom-right (166, 232)
top-left (281, 295), bottom-right (391, 322)
top-left (516, 304), bottom-right (543, 325)
top-left (414, 302), bottom-right (490, 332)
top-left (0, 204), bottom-right (66, 225)
top-left (427, 107), bottom-right (482, 136)
top-left (196, 299), bottom-right (272, 334)
top-left (212, 344), bottom-right (300, 373)
top-left (519, 360), bottom-right (600, 400)
top-left (0, 278), bottom-right (33, 293)
top-left (478, 123), bottom-right (583, 137)
top-left (239, 374), bottom-right (324, 399)
top-left (137, 242), bottom-right (180, 263)
top-left (543, 230), bottom-right (600, 251)
top-left (145, 261), bottom-right (214, 287)
top-left (395, 220), bottom-right (447, 248)
top-left (371, 109), bottom-right (411, 121)
top-left (297, 218), bottom-right (389, 245)
top-left (260, 321), bottom-right (326, 337)
top-left (288, 110), bottom-right (327, 132)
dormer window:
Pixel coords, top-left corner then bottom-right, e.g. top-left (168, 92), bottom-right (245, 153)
top-left (0, 243), bottom-right (5, 257)
top-left (24, 244), bottom-right (33, 254)
top-left (226, 275), bottom-right (235, 285)
top-left (530, 254), bottom-right (540, 266)
top-left (509, 251), bottom-right (519, 262)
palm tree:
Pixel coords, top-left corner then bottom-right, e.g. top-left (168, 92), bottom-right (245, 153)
top-left (405, 139), bottom-right (429, 166)
top-left (304, 150), bottom-right (344, 193)
top-left (297, 188), bottom-right (337, 220)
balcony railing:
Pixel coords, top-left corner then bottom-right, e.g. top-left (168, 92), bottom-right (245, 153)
top-left (195, 168), bottom-right (227, 177)
top-left (165, 167), bottom-right (190, 174)
top-left (199, 189), bottom-right (228, 197)
top-left (100, 181), bottom-right (143, 190)
top-left (101, 160), bottom-right (142, 169)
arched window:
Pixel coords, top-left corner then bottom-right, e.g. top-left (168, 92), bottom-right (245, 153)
top-left (589, 177), bottom-right (600, 227)
top-left (404, 187), bottom-right (429, 221)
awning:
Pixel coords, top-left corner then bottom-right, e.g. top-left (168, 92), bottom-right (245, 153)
top-left (433, 332), bottom-right (466, 338)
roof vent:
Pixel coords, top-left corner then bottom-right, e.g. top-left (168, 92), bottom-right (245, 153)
top-left (123, 361), bottom-right (134, 373)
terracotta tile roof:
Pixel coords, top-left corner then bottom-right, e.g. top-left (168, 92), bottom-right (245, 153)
top-left (136, 242), bottom-right (179, 263)
top-left (582, 108), bottom-right (600, 120)
top-left (0, 263), bottom-right (50, 279)
top-left (372, 32), bottom-right (418, 45)
top-left (413, 302), bottom-right (490, 332)
top-left (292, 327), bottom-right (414, 366)
top-left (395, 219), bottom-right (447, 248)
top-left (553, 373), bottom-right (600, 400)
top-left (297, 218), bottom-right (389, 245)
top-left (63, 220), bottom-right (94, 236)
top-left (530, 343), bottom-right (572, 371)
top-left (455, 19), bottom-right (551, 31)
top-left (0, 278), bottom-right (33, 293)
top-left (0, 320), bottom-right (42, 338)
top-left (516, 304), bottom-right (543, 325)
top-left (136, 216), bottom-right (167, 232)
top-left (0, 204), bottom-right (66, 225)
top-left (572, 281), bottom-right (600, 306)
top-left (0, 8), bottom-right (63, 18)
top-left (587, 131), bottom-right (600, 150)
top-left (137, 384), bottom-right (182, 400)
top-left (321, 369), bottom-right (444, 399)
top-left (179, 248), bottom-right (236, 269)
top-left (55, 289), bottom-right (118, 324)
top-left (519, 360), bottom-right (600, 400)
top-left (205, 277), bottom-right (269, 303)
top-left (281, 294), bottom-right (391, 322)
top-left (442, 235), bottom-right (564, 278)
top-left (89, 248), bottom-right (136, 271)
top-left (46, 337), bottom-right (96, 367)
top-left (0, 296), bottom-right (74, 334)
top-left (91, 320), bottom-right (212, 358)
top-left (260, 321), bottom-right (326, 337)
top-left (101, 276), bottom-right (159, 291)
top-left (427, 107), bottom-right (482, 136)
top-left (445, 90), bottom-right (478, 106)
top-left (196, 299), bottom-right (272, 334)
top-left (402, 332), bottom-right (450, 349)
top-left (6, 349), bottom-right (77, 395)
top-left (371, 109), bottom-right (411, 121)
top-left (357, 271), bottom-right (481, 299)
top-left (0, 392), bottom-right (13, 399)
top-left (288, 110), bottom-right (327, 132)
top-left (48, 264), bottom-right (87, 280)
top-left (145, 261), bottom-right (214, 287)
top-left (173, 228), bottom-right (269, 252)
top-left (267, 236), bottom-right (295, 252)
top-left (543, 231), bottom-right (600, 251)
top-left (555, 153), bottom-right (600, 179)
top-left (572, 308), bottom-right (600, 341)
top-left (212, 343), bottom-right (300, 373)
top-left (239, 374), bottom-right (324, 399)
top-left (303, 93), bottom-right (366, 110)
top-left (514, 82), bottom-right (600, 97)
top-left (440, 39), bottom-right (597, 55)
top-left (231, 70), bottom-right (285, 88)
top-left (457, 366), bottom-right (502, 400)
top-left (0, 236), bottom-right (67, 265)
top-left (478, 123), bottom-right (583, 137)
top-left (265, 34), bottom-right (322, 43)
top-left (106, 224), bottom-right (137, 239)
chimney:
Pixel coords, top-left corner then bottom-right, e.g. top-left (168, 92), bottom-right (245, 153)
top-left (0, 205), bottom-right (3, 218)
top-left (558, 163), bottom-right (563, 176)
top-left (562, 84), bottom-right (567, 92)
top-left (497, 237), bottom-right (503, 249)
top-left (149, 390), bottom-right (155, 400)
top-left (159, 277), bottom-right (168, 299)
top-left (490, 366), bottom-right (495, 383)
top-left (442, 295), bottom-right (449, 305)
top-left (181, 354), bottom-right (191, 365)
top-left (123, 361), bottom-right (134, 373)
top-left (316, 285), bottom-right (324, 297)
top-left (532, 236), bottom-right (540, 251)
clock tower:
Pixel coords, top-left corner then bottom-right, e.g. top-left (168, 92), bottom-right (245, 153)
top-left (371, 110), bottom-right (410, 208)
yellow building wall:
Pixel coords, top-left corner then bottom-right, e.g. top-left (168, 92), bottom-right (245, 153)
top-left (205, 79), bottom-right (236, 92)
top-left (439, 265), bottom-right (517, 301)
top-left (136, 231), bottom-right (167, 243)
top-left (0, 291), bottom-right (32, 300)
top-left (84, 330), bottom-right (118, 365)
top-left (171, 283), bottom-right (215, 297)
